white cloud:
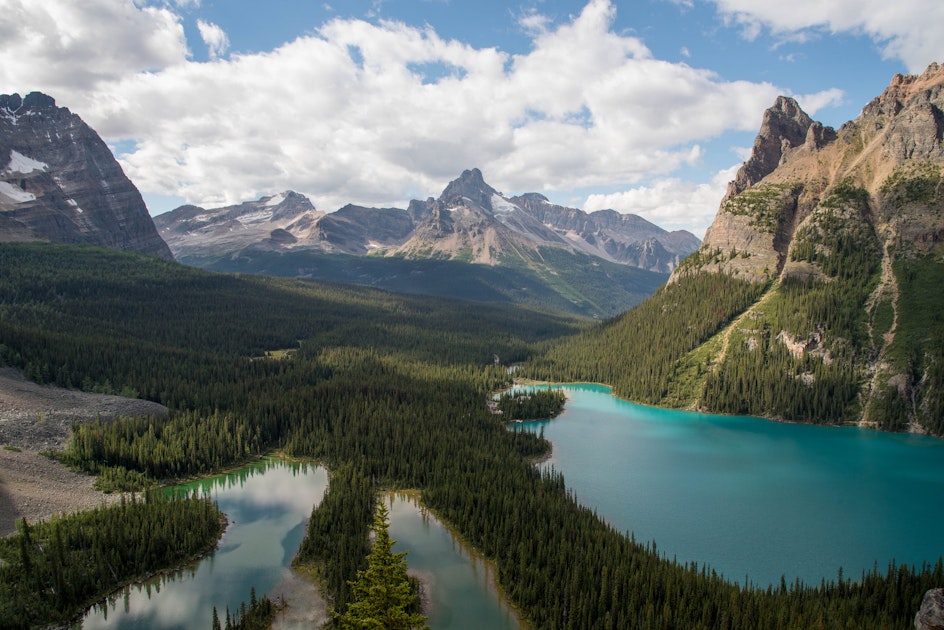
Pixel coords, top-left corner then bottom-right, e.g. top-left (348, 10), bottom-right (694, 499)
top-left (793, 88), bottom-right (845, 116)
top-left (197, 19), bottom-right (229, 60)
top-left (0, 0), bottom-right (188, 96)
top-left (583, 164), bottom-right (741, 238)
top-left (711, 0), bottom-right (944, 73)
top-left (0, 0), bottom-right (842, 234)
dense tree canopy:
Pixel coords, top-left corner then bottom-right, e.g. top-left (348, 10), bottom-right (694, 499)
top-left (0, 242), bottom-right (941, 629)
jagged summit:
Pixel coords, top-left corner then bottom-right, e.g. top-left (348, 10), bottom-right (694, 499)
top-left (0, 92), bottom-right (57, 113)
top-left (160, 168), bottom-right (699, 274)
top-left (439, 168), bottom-right (498, 208)
top-left (725, 96), bottom-right (833, 198)
top-left (682, 62), bottom-right (944, 285)
top-left (657, 62), bottom-right (944, 434)
top-left (0, 92), bottom-right (173, 259)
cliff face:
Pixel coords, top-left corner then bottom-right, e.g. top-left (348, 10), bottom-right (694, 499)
top-left (677, 63), bottom-right (944, 286)
top-left (0, 92), bottom-right (172, 260)
top-left (660, 63), bottom-right (944, 435)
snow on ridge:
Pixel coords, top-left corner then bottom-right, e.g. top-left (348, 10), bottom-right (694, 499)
top-left (67, 198), bottom-right (84, 213)
top-left (264, 193), bottom-right (286, 207)
top-left (490, 193), bottom-right (518, 214)
top-left (235, 209), bottom-right (273, 224)
top-left (0, 181), bottom-right (36, 203)
top-left (4, 150), bottom-right (47, 175)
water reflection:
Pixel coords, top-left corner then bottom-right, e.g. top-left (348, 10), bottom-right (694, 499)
top-left (386, 493), bottom-right (523, 630)
top-left (82, 457), bottom-right (329, 629)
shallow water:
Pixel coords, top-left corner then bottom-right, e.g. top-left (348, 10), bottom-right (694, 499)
top-left (512, 383), bottom-right (944, 586)
top-left (81, 457), bottom-right (329, 629)
top-left (386, 493), bottom-right (522, 629)
top-left (79, 459), bottom-right (522, 629)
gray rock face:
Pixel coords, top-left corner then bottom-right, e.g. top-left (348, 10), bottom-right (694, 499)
top-left (316, 204), bottom-right (415, 254)
top-left (0, 92), bottom-right (173, 260)
top-left (727, 96), bottom-right (822, 198)
top-left (511, 194), bottom-right (700, 273)
top-left (915, 589), bottom-right (944, 630)
top-left (153, 191), bottom-right (324, 260)
top-left (687, 62), bottom-right (944, 286)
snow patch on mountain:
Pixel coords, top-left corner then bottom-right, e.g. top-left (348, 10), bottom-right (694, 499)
top-left (0, 181), bottom-right (36, 203)
top-left (236, 210), bottom-right (274, 224)
top-left (265, 193), bottom-right (287, 207)
top-left (4, 150), bottom-right (47, 174)
top-left (490, 193), bottom-right (518, 214)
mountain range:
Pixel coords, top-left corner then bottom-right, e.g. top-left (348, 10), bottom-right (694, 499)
top-left (154, 168), bottom-right (699, 274)
top-left (0, 92), bottom-right (695, 318)
top-left (152, 169), bottom-right (698, 317)
top-left (5, 59), bottom-right (944, 433)
top-left (532, 62), bottom-right (944, 436)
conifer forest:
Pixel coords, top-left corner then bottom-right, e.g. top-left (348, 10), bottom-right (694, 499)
top-left (0, 242), bottom-right (941, 629)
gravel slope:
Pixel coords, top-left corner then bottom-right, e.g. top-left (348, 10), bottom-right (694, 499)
top-left (0, 367), bottom-right (168, 536)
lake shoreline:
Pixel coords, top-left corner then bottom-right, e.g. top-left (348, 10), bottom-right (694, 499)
top-left (510, 382), bottom-right (944, 589)
top-left (507, 378), bottom-right (940, 441)
top-left (384, 490), bottom-right (531, 629)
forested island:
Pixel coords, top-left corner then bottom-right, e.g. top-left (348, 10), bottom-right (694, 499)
top-left (0, 242), bottom-right (942, 629)
top-left (494, 388), bottom-right (567, 420)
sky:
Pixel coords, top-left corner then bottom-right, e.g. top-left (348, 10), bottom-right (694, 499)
top-left (1, 1), bottom-right (941, 237)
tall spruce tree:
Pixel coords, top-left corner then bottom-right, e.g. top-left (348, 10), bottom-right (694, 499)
top-left (336, 500), bottom-right (427, 630)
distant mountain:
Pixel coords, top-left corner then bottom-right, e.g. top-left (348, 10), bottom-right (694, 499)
top-left (531, 62), bottom-right (944, 436)
top-left (156, 169), bottom-right (697, 317)
top-left (0, 92), bottom-right (172, 260)
top-left (389, 168), bottom-right (700, 272)
top-left (157, 168), bottom-right (698, 274)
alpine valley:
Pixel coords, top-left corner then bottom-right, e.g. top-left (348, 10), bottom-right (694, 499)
top-left (1, 65), bottom-right (944, 630)
top-left (154, 168), bottom-right (697, 318)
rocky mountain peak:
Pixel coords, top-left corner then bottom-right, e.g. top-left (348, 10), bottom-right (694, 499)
top-left (439, 168), bottom-right (498, 208)
top-left (724, 96), bottom-right (832, 199)
top-left (0, 92), bottom-right (57, 114)
top-left (856, 62), bottom-right (944, 164)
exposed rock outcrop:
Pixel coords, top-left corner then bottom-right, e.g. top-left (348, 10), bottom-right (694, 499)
top-left (915, 589), bottom-right (944, 630)
top-left (0, 92), bottom-right (173, 259)
top-left (661, 62), bottom-right (944, 435)
top-left (727, 96), bottom-right (824, 198)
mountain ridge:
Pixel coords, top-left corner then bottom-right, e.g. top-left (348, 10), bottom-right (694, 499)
top-left (0, 92), bottom-right (173, 260)
top-left (529, 62), bottom-right (944, 436)
top-left (156, 167), bottom-right (700, 274)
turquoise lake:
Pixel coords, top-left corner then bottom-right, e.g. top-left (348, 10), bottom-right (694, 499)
top-left (512, 383), bottom-right (944, 587)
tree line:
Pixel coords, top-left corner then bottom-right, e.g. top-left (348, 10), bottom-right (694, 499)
top-left (0, 493), bottom-right (223, 628)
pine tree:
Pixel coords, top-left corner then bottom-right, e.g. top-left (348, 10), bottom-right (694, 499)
top-left (336, 500), bottom-right (428, 630)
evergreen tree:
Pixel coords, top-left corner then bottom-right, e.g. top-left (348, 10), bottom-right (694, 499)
top-left (336, 500), bottom-right (427, 630)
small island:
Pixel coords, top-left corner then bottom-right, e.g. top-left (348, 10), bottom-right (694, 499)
top-left (495, 388), bottom-right (566, 421)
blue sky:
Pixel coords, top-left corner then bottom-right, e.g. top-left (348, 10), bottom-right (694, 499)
top-left (1, 0), bottom-right (940, 236)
